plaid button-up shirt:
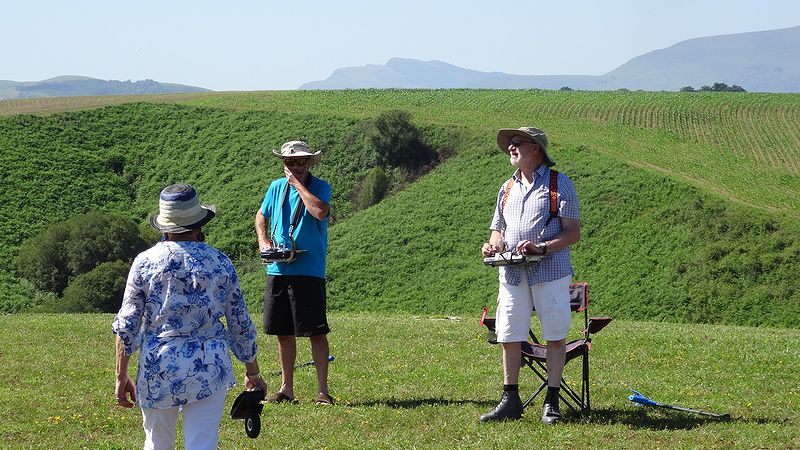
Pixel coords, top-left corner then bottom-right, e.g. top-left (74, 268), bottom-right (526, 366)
top-left (490, 165), bottom-right (580, 286)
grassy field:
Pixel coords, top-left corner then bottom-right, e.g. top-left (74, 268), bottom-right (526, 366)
top-left (0, 313), bottom-right (797, 449)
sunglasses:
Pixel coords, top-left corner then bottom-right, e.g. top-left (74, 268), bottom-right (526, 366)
top-left (284, 158), bottom-right (309, 167)
top-left (509, 138), bottom-right (534, 147)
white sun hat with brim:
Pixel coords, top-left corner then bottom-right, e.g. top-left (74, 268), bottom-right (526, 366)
top-left (272, 140), bottom-right (322, 165)
top-left (149, 183), bottom-right (216, 233)
top-left (496, 127), bottom-right (554, 167)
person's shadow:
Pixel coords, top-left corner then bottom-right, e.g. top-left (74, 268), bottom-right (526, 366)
top-left (342, 400), bottom-right (785, 429)
top-left (573, 407), bottom-right (782, 430)
top-left (349, 397), bottom-right (496, 409)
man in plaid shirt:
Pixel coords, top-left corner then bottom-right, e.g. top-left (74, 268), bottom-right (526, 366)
top-left (480, 127), bottom-right (581, 424)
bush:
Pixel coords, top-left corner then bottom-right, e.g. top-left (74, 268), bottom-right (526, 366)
top-left (62, 211), bottom-right (147, 276)
top-left (352, 167), bottom-right (390, 211)
top-left (0, 272), bottom-right (57, 313)
top-left (60, 260), bottom-right (130, 312)
top-left (365, 110), bottom-right (435, 170)
top-left (15, 221), bottom-right (71, 296)
top-left (15, 211), bottom-right (148, 296)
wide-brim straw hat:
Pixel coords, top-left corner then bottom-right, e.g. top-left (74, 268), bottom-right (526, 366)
top-left (149, 183), bottom-right (216, 233)
top-left (496, 127), bottom-right (554, 167)
top-left (272, 140), bottom-right (322, 165)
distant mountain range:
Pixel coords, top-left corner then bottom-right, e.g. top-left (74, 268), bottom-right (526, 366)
top-left (0, 76), bottom-right (211, 100)
top-left (301, 26), bottom-right (800, 92)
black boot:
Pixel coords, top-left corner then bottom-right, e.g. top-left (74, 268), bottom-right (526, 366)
top-left (541, 388), bottom-right (563, 425)
top-left (480, 390), bottom-right (523, 422)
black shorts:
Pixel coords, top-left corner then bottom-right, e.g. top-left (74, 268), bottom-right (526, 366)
top-left (263, 275), bottom-right (330, 337)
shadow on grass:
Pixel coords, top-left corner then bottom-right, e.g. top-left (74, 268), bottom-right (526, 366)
top-left (578, 407), bottom-right (785, 430)
top-left (350, 397), bottom-right (496, 409)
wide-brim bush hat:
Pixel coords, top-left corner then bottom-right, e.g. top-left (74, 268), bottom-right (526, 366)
top-left (496, 127), bottom-right (554, 167)
top-left (149, 183), bottom-right (216, 233)
top-left (272, 140), bottom-right (322, 166)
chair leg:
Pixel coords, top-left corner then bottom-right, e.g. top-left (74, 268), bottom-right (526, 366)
top-left (584, 347), bottom-right (590, 415)
top-left (520, 352), bottom-right (592, 416)
top-left (521, 357), bottom-right (548, 410)
top-left (523, 382), bottom-right (547, 410)
top-left (557, 379), bottom-right (582, 415)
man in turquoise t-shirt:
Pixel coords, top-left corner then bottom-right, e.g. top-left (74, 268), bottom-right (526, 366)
top-left (255, 140), bottom-right (334, 405)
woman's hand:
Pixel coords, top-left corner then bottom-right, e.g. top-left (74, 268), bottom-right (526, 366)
top-left (244, 373), bottom-right (268, 392)
top-left (115, 374), bottom-right (137, 408)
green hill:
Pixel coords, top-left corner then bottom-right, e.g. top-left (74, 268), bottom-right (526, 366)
top-left (0, 91), bottom-right (798, 327)
top-left (0, 76), bottom-right (210, 100)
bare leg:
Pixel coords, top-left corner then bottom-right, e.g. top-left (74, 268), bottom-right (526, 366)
top-left (277, 335), bottom-right (297, 397)
top-left (310, 334), bottom-right (330, 395)
top-left (502, 341), bottom-right (522, 385)
top-left (546, 339), bottom-right (566, 387)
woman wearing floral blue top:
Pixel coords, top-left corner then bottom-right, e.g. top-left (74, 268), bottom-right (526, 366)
top-left (113, 184), bottom-right (268, 450)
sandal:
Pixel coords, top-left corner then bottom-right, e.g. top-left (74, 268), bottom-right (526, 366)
top-left (315, 393), bottom-right (335, 405)
top-left (266, 391), bottom-right (297, 404)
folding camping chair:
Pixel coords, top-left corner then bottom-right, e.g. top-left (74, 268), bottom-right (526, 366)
top-left (480, 282), bottom-right (612, 416)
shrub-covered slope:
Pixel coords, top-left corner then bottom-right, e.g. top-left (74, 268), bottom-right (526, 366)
top-left (1, 97), bottom-right (797, 327)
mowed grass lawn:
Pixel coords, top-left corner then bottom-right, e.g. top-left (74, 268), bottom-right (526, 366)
top-left (0, 313), bottom-right (797, 449)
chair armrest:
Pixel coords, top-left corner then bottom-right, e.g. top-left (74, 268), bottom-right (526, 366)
top-left (587, 317), bottom-right (612, 334)
top-left (480, 306), bottom-right (497, 331)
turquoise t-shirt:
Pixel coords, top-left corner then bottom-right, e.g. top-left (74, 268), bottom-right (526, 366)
top-left (260, 176), bottom-right (331, 279)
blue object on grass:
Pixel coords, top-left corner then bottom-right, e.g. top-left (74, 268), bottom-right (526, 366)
top-left (628, 390), bottom-right (730, 419)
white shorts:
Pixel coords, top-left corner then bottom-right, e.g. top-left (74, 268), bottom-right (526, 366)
top-left (495, 275), bottom-right (572, 343)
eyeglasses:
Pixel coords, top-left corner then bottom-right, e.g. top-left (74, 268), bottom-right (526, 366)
top-left (509, 138), bottom-right (533, 147)
top-left (284, 158), bottom-right (309, 167)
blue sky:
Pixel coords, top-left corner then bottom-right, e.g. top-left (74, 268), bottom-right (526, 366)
top-left (3, 0), bottom-right (799, 91)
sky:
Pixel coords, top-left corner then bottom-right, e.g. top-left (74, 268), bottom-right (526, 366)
top-left (3, 0), bottom-right (799, 91)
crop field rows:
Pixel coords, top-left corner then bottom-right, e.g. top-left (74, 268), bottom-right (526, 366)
top-left (507, 95), bottom-right (800, 176)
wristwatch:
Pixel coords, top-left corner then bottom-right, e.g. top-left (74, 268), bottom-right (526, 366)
top-left (537, 242), bottom-right (548, 255)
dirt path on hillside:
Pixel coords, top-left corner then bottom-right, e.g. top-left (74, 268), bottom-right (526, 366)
top-left (625, 159), bottom-right (798, 219)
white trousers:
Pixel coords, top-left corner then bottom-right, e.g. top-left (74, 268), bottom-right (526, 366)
top-left (496, 275), bottom-right (572, 342)
top-left (141, 388), bottom-right (227, 450)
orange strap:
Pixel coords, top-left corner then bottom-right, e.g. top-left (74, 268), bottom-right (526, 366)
top-left (548, 169), bottom-right (559, 221)
top-left (500, 178), bottom-right (514, 211)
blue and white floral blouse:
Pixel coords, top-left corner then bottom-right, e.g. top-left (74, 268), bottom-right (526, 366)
top-left (112, 241), bottom-right (258, 409)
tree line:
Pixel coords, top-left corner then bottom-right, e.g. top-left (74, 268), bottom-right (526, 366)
top-left (680, 82), bottom-right (746, 92)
